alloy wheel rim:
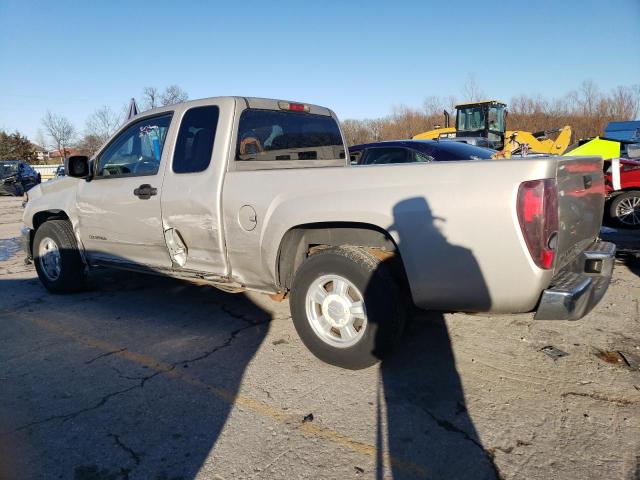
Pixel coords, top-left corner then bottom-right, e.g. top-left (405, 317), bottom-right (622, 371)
top-left (305, 274), bottom-right (368, 348)
top-left (38, 237), bottom-right (61, 281)
top-left (616, 196), bottom-right (640, 226)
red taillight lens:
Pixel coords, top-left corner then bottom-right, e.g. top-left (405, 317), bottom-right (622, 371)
top-left (517, 179), bottom-right (558, 269)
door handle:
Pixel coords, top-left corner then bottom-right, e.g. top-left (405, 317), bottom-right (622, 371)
top-left (133, 184), bottom-right (157, 200)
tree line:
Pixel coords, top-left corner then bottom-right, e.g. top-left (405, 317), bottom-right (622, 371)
top-left (2, 80), bottom-right (639, 163)
top-left (340, 81), bottom-right (640, 146)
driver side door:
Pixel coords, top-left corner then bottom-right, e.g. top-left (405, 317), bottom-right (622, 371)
top-left (76, 112), bottom-right (174, 269)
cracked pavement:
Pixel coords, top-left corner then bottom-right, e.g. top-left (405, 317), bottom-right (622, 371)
top-left (1, 196), bottom-right (640, 479)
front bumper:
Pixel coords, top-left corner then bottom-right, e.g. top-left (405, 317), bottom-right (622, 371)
top-left (21, 226), bottom-right (33, 261)
top-left (535, 241), bottom-right (616, 320)
top-left (0, 181), bottom-right (21, 196)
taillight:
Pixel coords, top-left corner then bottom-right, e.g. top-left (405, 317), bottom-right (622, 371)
top-left (517, 179), bottom-right (558, 269)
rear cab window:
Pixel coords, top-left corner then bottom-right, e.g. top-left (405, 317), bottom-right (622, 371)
top-left (234, 108), bottom-right (345, 169)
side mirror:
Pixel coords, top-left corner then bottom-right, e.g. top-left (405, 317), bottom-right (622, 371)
top-left (66, 155), bottom-right (90, 178)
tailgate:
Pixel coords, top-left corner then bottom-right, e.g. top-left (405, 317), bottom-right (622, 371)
top-left (554, 156), bottom-right (605, 272)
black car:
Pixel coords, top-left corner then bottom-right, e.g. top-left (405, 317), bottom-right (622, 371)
top-left (349, 139), bottom-right (495, 165)
top-left (0, 160), bottom-right (39, 196)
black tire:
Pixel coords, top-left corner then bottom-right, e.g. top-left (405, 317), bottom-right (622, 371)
top-left (290, 246), bottom-right (406, 369)
top-left (609, 191), bottom-right (640, 229)
top-left (33, 220), bottom-right (88, 293)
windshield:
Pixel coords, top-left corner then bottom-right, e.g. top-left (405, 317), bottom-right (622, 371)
top-left (456, 107), bottom-right (486, 132)
top-left (0, 161), bottom-right (18, 178)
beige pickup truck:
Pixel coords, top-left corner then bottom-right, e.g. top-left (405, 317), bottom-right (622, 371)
top-left (21, 97), bottom-right (615, 368)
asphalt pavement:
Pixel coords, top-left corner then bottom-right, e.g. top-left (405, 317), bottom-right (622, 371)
top-left (1, 195), bottom-right (640, 480)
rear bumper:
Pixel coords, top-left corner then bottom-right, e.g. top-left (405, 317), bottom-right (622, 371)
top-left (534, 241), bottom-right (616, 320)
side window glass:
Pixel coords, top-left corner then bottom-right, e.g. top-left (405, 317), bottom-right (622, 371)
top-left (362, 147), bottom-right (409, 165)
top-left (412, 150), bottom-right (434, 163)
top-left (97, 114), bottom-right (172, 177)
top-left (173, 106), bottom-right (219, 173)
top-left (349, 151), bottom-right (362, 165)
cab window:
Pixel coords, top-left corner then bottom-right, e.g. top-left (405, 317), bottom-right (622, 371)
top-left (97, 114), bottom-right (172, 177)
top-left (236, 109), bottom-right (344, 161)
top-left (173, 106), bottom-right (219, 173)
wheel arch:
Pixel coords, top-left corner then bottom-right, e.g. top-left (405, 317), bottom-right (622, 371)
top-left (30, 210), bottom-right (71, 254)
top-left (275, 222), bottom-right (412, 301)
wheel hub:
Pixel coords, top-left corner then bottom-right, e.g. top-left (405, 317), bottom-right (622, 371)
top-left (38, 236), bottom-right (61, 281)
top-left (322, 295), bottom-right (351, 327)
top-left (305, 274), bottom-right (368, 348)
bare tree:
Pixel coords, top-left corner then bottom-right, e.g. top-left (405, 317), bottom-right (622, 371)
top-left (85, 106), bottom-right (121, 146)
top-left (34, 129), bottom-right (48, 150)
top-left (161, 85), bottom-right (189, 106)
top-left (142, 86), bottom-right (160, 110)
top-left (462, 74), bottom-right (485, 102)
top-left (42, 111), bottom-right (75, 161)
top-left (75, 134), bottom-right (104, 157)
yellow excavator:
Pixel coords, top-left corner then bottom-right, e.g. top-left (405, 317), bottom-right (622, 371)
top-left (412, 100), bottom-right (572, 157)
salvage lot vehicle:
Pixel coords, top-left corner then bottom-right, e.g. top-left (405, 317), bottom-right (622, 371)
top-left (21, 96), bottom-right (615, 369)
top-left (1, 160), bottom-right (38, 196)
top-left (564, 136), bottom-right (640, 228)
top-left (348, 139), bottom-right (494, 165)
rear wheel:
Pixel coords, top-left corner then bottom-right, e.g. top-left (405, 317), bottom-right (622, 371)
top-left (33, 220), bottom-right (88, 293)
top-left (290, 246), bottom-right (406, 369)
top-left (609, 191), bottom-right (640, 229)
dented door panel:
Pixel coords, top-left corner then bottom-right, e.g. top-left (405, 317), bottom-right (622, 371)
top-left (159, 97), bottom-right (236, 276)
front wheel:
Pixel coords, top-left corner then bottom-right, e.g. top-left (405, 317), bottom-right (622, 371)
top-left (290, 246), bottom-right (406, 369)
top-left (33, 220), bottom-right (88, 293)
top-left (609, 191), bottom-right (640, 229)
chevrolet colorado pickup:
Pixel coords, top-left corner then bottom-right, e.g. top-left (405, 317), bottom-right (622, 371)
top-left (21, 96), bottom-right (615, 368)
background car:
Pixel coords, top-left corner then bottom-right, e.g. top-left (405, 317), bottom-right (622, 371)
top-left (0, 160), bottom-right (38, 196)
top-left (54, 164), bottom-right (66, 178)
top-left (605, 158), bottom-right (640, 229)
top-left (349, 139), bottom-right (495, 165)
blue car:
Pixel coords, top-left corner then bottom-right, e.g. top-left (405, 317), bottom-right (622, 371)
top-left (0, 160), bottom-right (39, 196)
top-left (349, 139), bottom-right (495, 165)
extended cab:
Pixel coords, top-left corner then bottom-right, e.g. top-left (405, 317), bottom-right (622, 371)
top-left (22, 97), bottom-right (615, 369)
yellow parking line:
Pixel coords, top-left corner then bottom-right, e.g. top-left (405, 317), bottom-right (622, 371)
top-left (3, 309), bottom-right (429, 478)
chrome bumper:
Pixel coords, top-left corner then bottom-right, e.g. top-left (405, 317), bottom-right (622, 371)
top-left (20, 226), bottom-right (33, 261)
top-left (535, 241), bottom-right (616, 320)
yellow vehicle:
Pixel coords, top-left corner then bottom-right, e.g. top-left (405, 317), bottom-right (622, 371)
top-left (413, 100), bottom-right (571, 157)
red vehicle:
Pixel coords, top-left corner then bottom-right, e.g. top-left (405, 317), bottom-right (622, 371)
top-left (605, 158), bottom-right (640, 228)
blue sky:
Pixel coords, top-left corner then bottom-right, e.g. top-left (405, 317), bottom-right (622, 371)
top-left (1, 0), bottom-right (639, 142)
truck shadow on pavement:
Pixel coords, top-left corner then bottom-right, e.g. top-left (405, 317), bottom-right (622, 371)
top-left (374, 197), bottom-right (499, 479)
top-left (0, 269), bottom-right (272, 480)
top-left (1, 197), bottom-right (498, 480)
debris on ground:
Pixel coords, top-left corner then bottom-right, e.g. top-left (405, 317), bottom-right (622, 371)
top-left (595, 350), bottom-right (626, 365)
top-left (540, 345), bottom-right (569, 360)
top-left (594, 349), bottom-right (640, 370)
top-left (272, 338), bottom-right (288, 345)
top-left (302, 413), bottom-right (314, 423)
top-left (618, 351), bottom-right (640, 370)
